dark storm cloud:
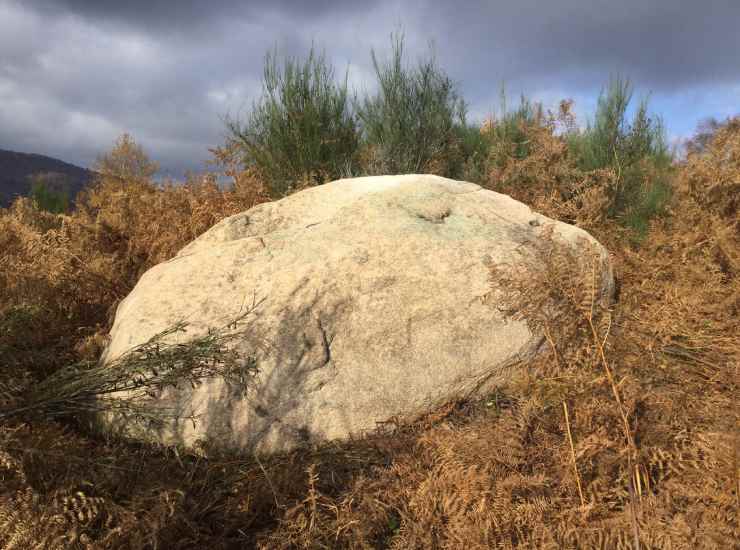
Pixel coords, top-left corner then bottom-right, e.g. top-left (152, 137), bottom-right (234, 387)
top-left (424, 0), bottom-right (740, 92)
top-left (1, 0), bottom-right (738, 176)
top-left (32, 0), bottom-right (374, 31)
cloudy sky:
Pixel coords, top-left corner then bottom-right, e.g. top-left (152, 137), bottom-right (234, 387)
top-left (1, 0), bottom-right (738, 178)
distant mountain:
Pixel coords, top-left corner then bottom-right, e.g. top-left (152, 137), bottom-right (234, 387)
top-left (0, 149), bottom-right (95, 209)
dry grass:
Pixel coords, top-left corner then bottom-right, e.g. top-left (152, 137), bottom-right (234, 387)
top-left (0, 120), bottom-right (738, 548)
top-left (0, 152), bottom-right (269, 377)
top-left (482, 110), bottom-right (617, 233)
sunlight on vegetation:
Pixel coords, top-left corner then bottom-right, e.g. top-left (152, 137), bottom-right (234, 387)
top-left (1, 35), bottom-right (738, 548)
top-left (226, 44), bottom-right (359, 198)
top-left (94, 132), bottom-right (159, 183)
top-left (355, 31), bottom-right (467, 176)
top-left (224, 40), bottom-right (674, 240)
top-left (568, 76), bottom-right (673, 235)
top-left (485, 86), bottom-right (547, 167)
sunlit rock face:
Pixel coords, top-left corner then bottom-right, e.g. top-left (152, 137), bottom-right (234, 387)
top-left (97, 174), bottom-right (614, 457)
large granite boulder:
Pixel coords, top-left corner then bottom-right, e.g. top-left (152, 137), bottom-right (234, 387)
top-left (97, 175), bottom-right (614, 457)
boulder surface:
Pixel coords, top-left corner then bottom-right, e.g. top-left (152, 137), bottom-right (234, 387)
top-left (98, 175), bottom-right (614, 456)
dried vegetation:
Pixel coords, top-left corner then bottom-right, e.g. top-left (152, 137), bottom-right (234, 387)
top-left (0, 116), bottom-right (737, 548)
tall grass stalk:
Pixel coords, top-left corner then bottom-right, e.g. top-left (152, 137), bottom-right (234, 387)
top-left (356, 31), bottom-right (467, 175)
top-left (0, 300), bottom-right (265, 428)
top-left (228, 45), bottom-right (359, 198)
top-left (568, 76), bottom-right (673, 234)
top-left (449, 119), bottom-right (493, 183)
top-left (484, 87), bottom-right (547, 168)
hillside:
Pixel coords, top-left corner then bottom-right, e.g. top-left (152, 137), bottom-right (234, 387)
top-left (0, 149), bottom-right (94, 208)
